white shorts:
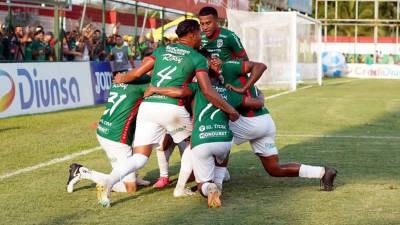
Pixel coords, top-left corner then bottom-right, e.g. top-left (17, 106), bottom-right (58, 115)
top-left (191, 142), bottom-right (232, 183)
top-left (133, 102), bottom-right (192, 147)
top-left (96, 134), bottom-right (135, 182)
top-left (229, 114), bottom-right (278, 157)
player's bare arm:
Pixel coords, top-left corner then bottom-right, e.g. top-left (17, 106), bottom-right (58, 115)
top-left (144, 85), bottom-right (192, 98)
top-left (114, 56), bottom-right (155, 84)
top-left (226, 61), bottom-right (267, 94)
top-left (196, 70), bottom-right (239, 121)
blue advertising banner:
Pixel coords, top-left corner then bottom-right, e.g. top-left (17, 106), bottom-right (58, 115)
top-left (0, 62), bottom-right (94, 118)
top-left (90, 61), bottom-right (113, 104)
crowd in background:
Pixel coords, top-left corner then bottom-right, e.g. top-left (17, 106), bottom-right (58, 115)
top-left (344, 52), bottom-right (400, 65)
top-left (0, 22), bottom-right (175, 63)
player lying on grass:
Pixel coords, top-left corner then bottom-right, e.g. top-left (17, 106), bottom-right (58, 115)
top-left (216, 59), bottom-right (338, 191)
top-left (95, 19), bottom-right (239, 207)
top-left (143, 78), bottom-right (265, 207)
top-left (66, 76), bottom-right (152, 193)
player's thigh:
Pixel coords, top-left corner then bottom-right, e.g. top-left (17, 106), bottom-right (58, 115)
top-left (133, 102), bottom-right (167, 147)
top-left (96, 135), bottom-right (132, 166)
top-left (191, 142), bottom-right (231, 183)
top-left (162, 105), bottom-right (192, 144)
top-left (230, 114), bottom-right (273, 142)
top-left (250, 135), bottom-right (278, 157)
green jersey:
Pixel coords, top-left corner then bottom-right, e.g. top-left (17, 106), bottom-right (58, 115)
top-left (96, 76), bottom-right (151, 145)
top-left (220, 60), bottom-right (269, 117)
top-left (200, 27), bottom-right (247, 62)
top-left (144, 43), bottom-right (208, 106)
top-left (188, 83), bottom-right (243, 148)
top-left (31, 40), bottom-right (47, 61)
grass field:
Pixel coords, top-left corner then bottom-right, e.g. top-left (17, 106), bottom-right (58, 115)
top-left (1, 78), bottom-right (399, 225)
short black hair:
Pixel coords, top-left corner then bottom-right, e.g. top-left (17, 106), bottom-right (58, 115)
top-left (175, 19), bottom-right (200, 38)
top-left (198, 48), bottom-right (211, 58)
top-left (199, 6), bottom-right (218, 18)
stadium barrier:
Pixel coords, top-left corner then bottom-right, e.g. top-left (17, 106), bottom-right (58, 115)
top-left (345, 64), bottom-right (400, 79)
top-left (0, 61), bottom-right (116, 118)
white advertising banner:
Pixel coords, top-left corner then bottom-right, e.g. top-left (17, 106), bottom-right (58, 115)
top-left (0, 62), bottom-right (94, 118)
top-left (345, 64), bottom-right (400, 79)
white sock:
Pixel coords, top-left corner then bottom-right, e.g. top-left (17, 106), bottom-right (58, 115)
top-left (299, 164), bottom-right (325, 179)
top-left (79, 167), bottom-right (108, 184)
top-left (213, 166), bottom-right (226, 188)
top-left (156, 145), bottom-right (174, 178)
top-left (175, 146), bottom-right (193, 191)
top-left (112, 181), bottom-right (127, 192)
top-left (200, 182), bottom-right (211, 196)
top-left (107, 153), bottom-right (148, 187)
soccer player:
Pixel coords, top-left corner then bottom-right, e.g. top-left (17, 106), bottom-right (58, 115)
top-left (143, 78), bottom-right (265, 207)
top-left (96, 19), bottom-right (239, 207)
top-left (151, 6), bottom-right (251, 187)
top-left (215, 59), bottom-right (338, 191)
top-left (199, 6), bottom-right (248, 61)
top-left (66, 76), bottom-right (152, 193)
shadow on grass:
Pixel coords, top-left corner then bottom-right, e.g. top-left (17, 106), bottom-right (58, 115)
top-left (0, 126), bottom-right (23, 133)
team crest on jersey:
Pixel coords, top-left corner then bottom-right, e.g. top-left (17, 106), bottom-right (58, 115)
top-left (217, 39), bottom-right (223, 48)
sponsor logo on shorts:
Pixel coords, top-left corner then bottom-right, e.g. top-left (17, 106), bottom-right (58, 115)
top-left (170, 126), bottom-right (186, 135)
top-left (265, 143), bottom-right (276, 150)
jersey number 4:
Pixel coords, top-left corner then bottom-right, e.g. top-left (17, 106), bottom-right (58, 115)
top-left (156, 66), bottom-right (177, 87)
top-left (103, 92), bottom-right (127, 116)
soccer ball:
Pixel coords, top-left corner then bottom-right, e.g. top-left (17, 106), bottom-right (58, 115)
top-left (322, 52), bottom-right (347, 77)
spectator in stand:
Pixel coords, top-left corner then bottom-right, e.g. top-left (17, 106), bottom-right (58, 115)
top-left (44, 31), bottom-right (55, 61)
top-left (109, 34), bottom-right (133, 76)
top-left (31, 30), bottom-right (48, 61)
top-left (24, 29), bottom-right (34, 61)
top-left (63, 31), bottom-right (82, 61)
top-left (10, 25), bottom-right (25, 60)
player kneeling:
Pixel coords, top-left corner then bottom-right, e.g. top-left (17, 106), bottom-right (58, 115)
top-left (66, 77), bottom-right (152, 194)
top-left (144, 80), bottom-right (264, 207)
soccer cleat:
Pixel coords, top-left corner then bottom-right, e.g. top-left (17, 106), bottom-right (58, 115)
top-left (320, 167), bottom-right (338, 191)
top-left (223, 169), bottom-right (231, 182)
top-left (136, 175), bottom-right (151, 186)
top-left (173, 187), bottom-right (196, 197)
top-left (207, 183), bottom-right (222, 208)
top-left (153, 176), bottom-right (170, 189)
top-left (96, 184), bottom-right (111, 208)
top-left (66, 163), bottom-right (83, 193)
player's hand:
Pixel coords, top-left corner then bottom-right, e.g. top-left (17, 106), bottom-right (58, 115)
top-left (113, 73), bottom-right (125, 84)
top-left (143, 85), bottom-right (155, 98)
top-left (226, 84), bottom-right (247, 94)
top-left (228, 110), bottom-right (240, 122)
top-left (210, 57), bottom-right (222, 67)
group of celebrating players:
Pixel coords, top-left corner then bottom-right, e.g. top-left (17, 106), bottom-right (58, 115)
top-left (66, 6), bottom-right (337, 208)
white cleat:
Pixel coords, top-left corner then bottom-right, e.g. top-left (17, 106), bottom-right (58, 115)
top-left (96, 184), bottom-right (111, 208)
top-left (66, 163), bottom-right (86, 193)
top-left (173, 187), bottom-right (196, 197)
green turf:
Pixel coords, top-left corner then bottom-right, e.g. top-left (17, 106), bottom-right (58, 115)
top-left (0, 78), bottom-right (399, 225)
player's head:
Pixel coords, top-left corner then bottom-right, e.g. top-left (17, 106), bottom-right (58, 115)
top-left (115, 34), bottom-right (123, 46)
top-left (199, 6), bottom-right (219, 38)
top-left (176, 19), bottom-right (201, 49)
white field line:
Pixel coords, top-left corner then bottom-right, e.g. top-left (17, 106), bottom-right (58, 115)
top-left (0, 79), bottom-right (369, 181)
top-left (0, 146), bottom-right (101, 181)
top-left (277, 134), bottom-right (400, 140)
top-left (265, 85), bottom-right (313, 100)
